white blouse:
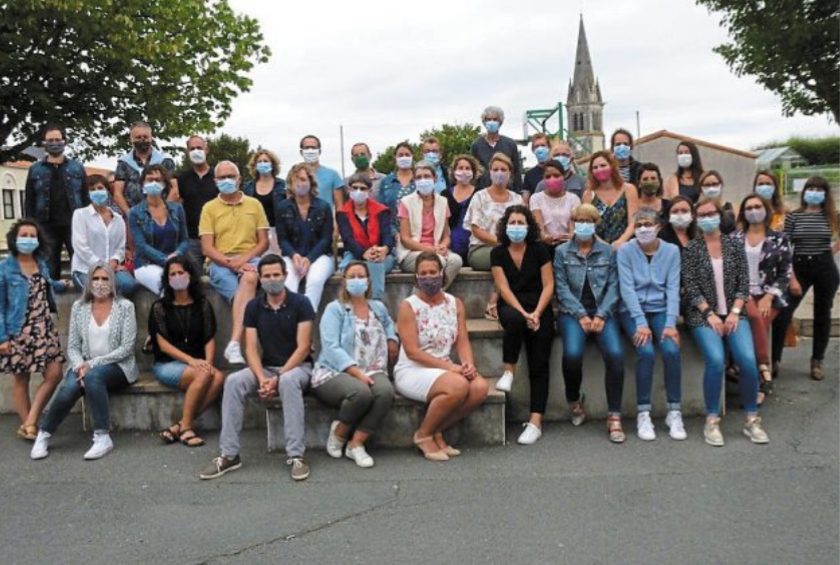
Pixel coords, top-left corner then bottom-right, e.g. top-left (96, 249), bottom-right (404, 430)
top-left (70, 205), bottom-right (126, 275)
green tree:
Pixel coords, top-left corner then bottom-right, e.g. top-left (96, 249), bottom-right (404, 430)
top-left (0, 0), bottom-right (270, 163)
top-left (177, 134), bottom-right (255, 179)
top-left (696, 0), bottom-right (839, 122)
top-left (754, 135), bottom-right (840, 166)
top-left (372, 123), bottom-right (481, 175)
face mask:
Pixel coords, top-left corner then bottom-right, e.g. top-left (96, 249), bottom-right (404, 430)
top-left (45, 141), bottom-right (65, 156)
top-left (574, 222), bottom-right (595, 240)
top-left (556, 155), bottom-right (571, 170)
top-left (416, 274), bottom-right (443, 295)
top-left (639, 181), bottom-right (659, 197)
top-left (301, 148), bottom-right (320, 164)
top-left (454, 169), bottom-right (473, 183)
top-left (262, 279), bottom-right (286, 295)
top-left (534, 146), bottom-right (550, 163)
top-left (294, 183), bottom-right (311, 197)
top-left (544, 177), bottom-right (564, 194)
top-left (745, 207), bottom-right (767, 224)
top-left (416, 178), bottom-right (435, 195)
top-left (189, 149), bottom-right (206, 164)
top-left (89, 189), bottom-right (109, 206)
top-left (133, 140), bottom-right (152, 153)
top-left (702, 184), bottom-right (722, 199)
top-left (349, 189), bottom-right (369, 204)
top-left (423, 152), bottom-right (440, 166)
top-left (217, 178), bottom-right (237, 194)
top-left (346, 277), bottom-right (369, 297)
top-left (506, 225), bottom-right (528, 243)
top-left (697, 215), bottom-right (721, 233)
top-left (593, 168), bottom-right (612, 182)
top-left (352, 154), bottom-right (370, 170)
top-left (484, 120), bottom-right (501, 134)
top-left (755, 184), bottom-right (775, 200)
top-left (143, 182), bottom-right (164, 197)
top-left (635, 226), bottom-right (658, 245)
top-left (804, 189), bottom-right (825, 206)
top-left (169, 273), bottom-right (190, 291)
top-left (677, 154), bottom-right (693, 168)
top-left (91, 280), bottom-right (111, 298)
top-left (490, 171), bottom-right (509, 186)
top-left (16, 236), bottom-right (39, 254)
top-left (256, 162), bottom-right (273, 176)
top-left (669, 213), bottom-right (692, 229)
top-left (613, 144), bottom-right (631, 160)
top-left (396, 155), bottom-right (413, 170)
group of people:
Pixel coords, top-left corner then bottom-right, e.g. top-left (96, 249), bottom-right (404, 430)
top-left (2, 109), bottom-right (837, 481)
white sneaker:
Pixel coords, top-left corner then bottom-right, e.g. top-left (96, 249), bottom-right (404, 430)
top-left (636, 411), bottom-right (656, 441)
top-left (345, 445), bottom-right (374, 468)
top-left (704, 418), bottom-right (725, 447)
top-left (326, 420), bottom-right (346, 458)
top-left (496, 370), bottom-right (514, 393)
top-left (30, 430), bottom-right (51, 460)
top-left (665, 410), bottom-right (687, 440)
top-left (517, 422), bottom-right (543, 445)
top-left (743, 416), bottom-right (769, 444)
top-left (224, 341), bottom-right (245, 364)
top-left (83, 432), bottom-right (114, 460)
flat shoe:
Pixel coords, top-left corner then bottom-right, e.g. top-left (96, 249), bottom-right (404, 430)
top-left (17, 424), bottom-right (37, 441)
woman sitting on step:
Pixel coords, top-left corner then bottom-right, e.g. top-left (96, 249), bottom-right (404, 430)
top-left (150, 256), bottom-right (224, 447)
top-left (394, 252), bottom-right (489, 461)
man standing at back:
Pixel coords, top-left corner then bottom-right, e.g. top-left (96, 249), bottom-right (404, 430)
top-left (176, 135), bottom-right (218, 267)
top-left (470, 105), bottom-right (523, 194)
top-left (300, 134), bottom-right (345, 209)
top-left (113, 121), bottom-right (178, 215)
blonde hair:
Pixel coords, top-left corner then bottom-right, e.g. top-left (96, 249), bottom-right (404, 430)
top-left (248, 149), bottom-right (281, 179)
top-left (488, 152), bottom-right (514, 172)
top-left (285, 163), bottom-right (319, 198)
top-left (571, 203), bottom-right (601, 224)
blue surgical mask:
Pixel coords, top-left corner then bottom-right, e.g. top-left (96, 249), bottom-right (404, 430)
top-left (256, 162), bottom-right (273, 176)
top-left (574, 222), bottom-right (595, 240)
top-left (396, 156), bottom-right (413, 170)
top-left (506, 225), bottom-right (528, 243)
top-left (755, 184), bottom-right (774, 200)
top-left (702, 184), bottom-right (722, 199)
top-left (484, 120), bottom-right (501, 134)
top-left (613, 144), bottom-right (631, 160)
top-left (416, 178), bottom-right (435, 195)
top-left (534, 146), bottom-right (550, 163)
top-left (217, 178), bottom-right (237, 194)
top-left (89, 189), bottom-right (109, 206)
top-left (346, 277), bottom-right (369, 297)
top-left (423, 152), bottom-right (440, 166)
top-left (556, 155), bottom-right (571, 170)
top-left (804, 189), bottom-right (825, 206)
top-left (697, 215), bottom-right (721, 233)
top-left (16, 236), bottom-right (39, 254)
top-left (143, 182), bottom-right (164, 197)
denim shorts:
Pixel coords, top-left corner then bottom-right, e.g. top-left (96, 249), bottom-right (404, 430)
top-left (153, 361), bottom-right (188, 389)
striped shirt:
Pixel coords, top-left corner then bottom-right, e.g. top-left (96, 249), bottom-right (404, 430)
top-left (784, 210), bottom-right (835, 256)
top-left (618, 165), bottom-right (631, 182)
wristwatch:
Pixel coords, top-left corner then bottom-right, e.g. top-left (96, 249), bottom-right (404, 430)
top-left (730, 306), bottom-right (742, 316)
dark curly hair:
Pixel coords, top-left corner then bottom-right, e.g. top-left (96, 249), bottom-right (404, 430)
top-left (140, 164), bottom-right (173, 199)
top-left (160, 255), bottom-right (204, 305)
top-left (6, 218), bottom-right (49, 260)
top-left (496, 205), bottom-right (541, 246)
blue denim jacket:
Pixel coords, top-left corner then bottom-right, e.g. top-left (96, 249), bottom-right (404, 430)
top-left (0, 255), bottom-right (57, 343)
top-left (553, 237), bottom-right (620, 319)
top-left (314, 299), bottom-right (397, 374)
top-left (128, 200), bottom-right (190, 268)
top-left (275, 198), bottom-right (334, 261)
top-left (24, 157), bottom-right (88, 221)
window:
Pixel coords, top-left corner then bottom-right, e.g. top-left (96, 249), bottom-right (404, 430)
top-left (2, 189), bottom-right (15, 219)
top-left (593, 112), bottom-right (602, 131)
top-left (19, 191), bottom-right (25, 218)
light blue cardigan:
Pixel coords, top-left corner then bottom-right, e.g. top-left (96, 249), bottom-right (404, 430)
top-left (315, 299), bottom-right (398, 374)
top-left (616, 238), bottom-right (681, 329)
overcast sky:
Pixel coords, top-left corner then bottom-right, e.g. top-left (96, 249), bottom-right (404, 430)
top-left (103, 0), bottom-right (839, 171)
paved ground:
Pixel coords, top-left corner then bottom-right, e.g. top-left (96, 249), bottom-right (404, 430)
top-left (0, 340), bottom-right (837, 565)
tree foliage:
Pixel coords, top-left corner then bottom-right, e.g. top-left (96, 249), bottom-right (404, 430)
top-left (0, 0), bottom-right (271, 163)
top-left (372, 123), bottom-right (481, 174)
top-left (696, 0), bottom-right (839, 122)
top-left (754, 135), bottom-right (840, 166)
top-left (177, 133), bottom-right (256, 179)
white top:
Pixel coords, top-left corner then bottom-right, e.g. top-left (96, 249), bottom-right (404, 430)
top-left (71, 205), bottom-right (126, 275)
top-left (87, 315), bottom-right (112, 359)
top-left (745, 240), bottom-right (764, 296)
top-left (711, 257), bottom-right (727, 315)
top-left (396, 293), bottom-right (458, 367)
top-left (529, 191), bottom-right (581, 238)
top-left (463, 188), bottom-right (522, 246)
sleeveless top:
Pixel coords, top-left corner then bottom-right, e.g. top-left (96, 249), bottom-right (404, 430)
top-left (592, 191), bottom-right (628, 244)
top-left (678, 181), bottom-right (700, 203)
top-left (397, 293), bottom-right (458, 363)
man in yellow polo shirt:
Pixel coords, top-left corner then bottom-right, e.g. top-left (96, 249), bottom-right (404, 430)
top-left (199, 160), bottom-right (269, 364)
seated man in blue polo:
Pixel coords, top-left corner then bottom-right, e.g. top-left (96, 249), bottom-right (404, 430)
top-left (200, 254), bottom-right (316, 482)
top-left (198, 161), bottom-right (269, 364)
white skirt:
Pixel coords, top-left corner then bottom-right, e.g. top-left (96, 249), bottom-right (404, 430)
top-left (393, 360), bottom-right (447, 403)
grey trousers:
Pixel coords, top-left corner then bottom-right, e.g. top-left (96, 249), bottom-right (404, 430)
top-left (312, 371), bottom-right (394, 434)
top-left (220, 364), bottom-right (312, 458)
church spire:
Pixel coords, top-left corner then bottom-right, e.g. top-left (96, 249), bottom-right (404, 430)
top-left (565, 14), bottom-right (605, 155)
top-left (567, 14), bottom-right (601, 105)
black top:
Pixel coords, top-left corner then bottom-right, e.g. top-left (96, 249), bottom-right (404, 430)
top-left (659, 224), bottom-right (693, 251)
top-left (678, 181), bottom-right (700, 203)
top-left (490, 242), bottom-right (551, 311)
top-left (48, 162), bottom-right (71, 226)
top-left (176, 168), bottom-right (219, 238)
top-left (523, 165), bottom-right (545, 195)
top-left (243, 291), bottom-right (315, 367)
top-left (253, 189), bottom-right (276, 227)
top-left (149, 299), bottom-right (217, 363)
top-left (580, 277), bottom-right (597, 313)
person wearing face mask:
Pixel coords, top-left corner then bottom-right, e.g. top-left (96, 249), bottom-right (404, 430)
top-left (752, 170), bottom-right (787, 231)
top-left (150, 256), bottom-right (223, 448)
top-left (490, 206), bottom-right (554, 445)
top-left (538, 141), bottom-right (586, 198)
top-left (71, 176), bottom-right (138, 296)
top-left (312, 262), bottom-right (398, 468)
top-left (419, 137), bottom-right (451, 194)
top-left (772, 176), bottom-right (840, 381)
top-left (441, 155), bottom-right (481, 263)
top-left (395, 252), bottom-right (489, 461)
top-left (609, 129), bottom-right (642, 186)
top-left (582, 150), bottom-right (640, 249)
top-left (530, 161), bottom-right (581, 251)
top-left (682, 198), bottom-right (768, 447)
top-left (128, 165), bottom-right (190, 295)
top-left (176, 135), bottom-right (218, 267)
top-left (113, 121), bottom-right (177, 215)
top-left (299, 134), bottom-right (345, 209)
top-left (522, 133), bottom-right (554, 203)
top-left (635, 163), bottom-right (670, 220)
top-left (346, 142), bottom-right (385, 200)
top-left (617, 208), bottom-right (685, 441)
top-left (732, 195), bottom-right (791, 403)
top-left (696, 170), bottom-right (736, 234)
top-left (379, 142), bottom-right (417, 234)
top-left (200, 255), bottom-right (316, 481)
top-left (659, 195), bottom-right (698, 251)
top-left (24, 123), bottom-right (89, 281)
top-left (664, 141), bottom-right (704, 202)
top-left (31, 263), bottom-right (137, 461)
top-left (470, 105), bottom-right (523, 193)
top-left (553, 204), bottom-right (626, 443)
top-left (398, 161), bottom-right (462, 288)
top-left (243, 150), bottom-right (286, 256)
top-left (199, 160), bottom-right (269, 365)
top-left (0, 219), bottom-right (64, 442)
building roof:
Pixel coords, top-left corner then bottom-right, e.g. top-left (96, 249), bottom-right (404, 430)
top-left (566, 15), bottom-right (602, 105)
top-left (85, 166), bottom-right (113, 176)
top-left (1, 160), bottom-right (34, 169)
top-left (635, 130), bottom-right (758, 159)
top-left (756, 146), bottom-right (806, 168)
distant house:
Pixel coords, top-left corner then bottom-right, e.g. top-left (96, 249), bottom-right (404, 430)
top-left (0, 161), bottom-right (32, 251)
top-left (756, 146), bottom-right (807, 170)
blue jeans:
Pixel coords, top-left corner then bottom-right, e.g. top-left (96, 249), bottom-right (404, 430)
top-left (73, 270), bottom-right (139, 297)
top-left (208, 258), bottom-right (261, 302)
top-left (619, 311), bottom-right (682, 412)
top-left (39, 364), bottom-right (129, 433)
top-left (339, 252), bottom-right (396, 301)
top-left (559, 313), bottom-right (624, 413)
top-left (691, 320), bottom-right (759, 416)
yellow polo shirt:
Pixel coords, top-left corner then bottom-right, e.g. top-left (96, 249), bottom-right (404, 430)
top-left (198, 193), bottom-right (269, 255)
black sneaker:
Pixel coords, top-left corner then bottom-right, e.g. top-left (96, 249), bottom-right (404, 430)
top-left (287, 457), bottom-right (310, 481)
top-left (199, 455), bottom-right (242, 480)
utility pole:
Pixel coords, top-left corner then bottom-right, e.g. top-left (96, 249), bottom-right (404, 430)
top-left (339, 124), bottom-right (346, 178)
top-left (635, 111), bottom-right (641, 140)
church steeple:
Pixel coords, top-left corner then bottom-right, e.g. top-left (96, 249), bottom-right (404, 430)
top-left (566, 15), bottom-right (605, 154)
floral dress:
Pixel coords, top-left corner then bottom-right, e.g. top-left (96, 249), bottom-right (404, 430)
top-left (592, 191), bottom-right (628, 244)
top-left (0, 274), bottom-right (65, 374)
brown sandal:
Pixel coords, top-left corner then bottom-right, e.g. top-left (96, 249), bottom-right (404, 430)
top-left (179, 429), bottom-right (205, 448)
top-left (17, 424), bottom-right (37, 441)
top-left (159, 423), bottom-right (181, 444)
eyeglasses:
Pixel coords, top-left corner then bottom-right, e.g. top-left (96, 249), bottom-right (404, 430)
top-left (216, 174), bottom-right (237, 180)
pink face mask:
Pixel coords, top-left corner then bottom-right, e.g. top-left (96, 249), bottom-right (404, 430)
top-left (593, 168), bottom-right (612, 182)
top-left (544, 177), bottom-right (565, 194)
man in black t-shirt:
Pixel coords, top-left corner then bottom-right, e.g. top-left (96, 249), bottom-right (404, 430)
top-left (176, 135), bottom-right (218, 266)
